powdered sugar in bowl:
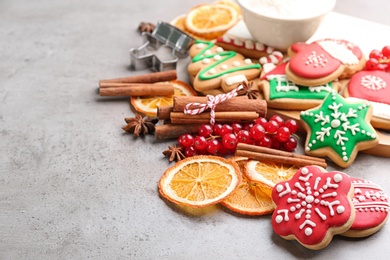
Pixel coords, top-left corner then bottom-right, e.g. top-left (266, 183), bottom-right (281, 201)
top-left (237, 0), bottom-right (336, 51)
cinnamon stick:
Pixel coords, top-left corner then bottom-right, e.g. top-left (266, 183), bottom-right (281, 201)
top-left (170, 111), bottom-right (259, 124)
top-left (99, 70), bottom-right (177, 86)
top-left (157, 106), bottom-right (173, 120)
top-left (155, 123), bottom-right (201, 140)
top-left (99, 83), bottom-right (174, 96)
top-left (235, 143), bottom-right (327, 168)
top-left (173, 96), bottom-right (267, 117)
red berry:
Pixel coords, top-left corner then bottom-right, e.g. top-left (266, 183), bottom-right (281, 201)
top-left (257, 135), bottom-right (272, 148)
top-left (207, 139), bottom-right (221, 155)
top-left (283, 136), bottom-right (298, 152)
top-left (369, 49), bottom-right (382, 60)
top-left (178, 134), bottom-right (194, 147)
top-left (265, 120), bottom-right (279, 134)
top-left (193, 136), bottom-right (207, 151)
top-left (242, 122), bottom-right (254, 131)
top-left (255, 117), bottom-right (268, 128)
top-left (198, 124), bottom-right (213, 137)
top-left (184, 146), bottom-right (199, 157)
top-left (231, 123), bottom-right (243, 134)
top-left (365, 58), bottom-right (379, 70)
top-left (378, 63), bottom-right (389, 71)
top-left (212, 124), bottom-right (223, 136)
top-left (222, 133), bottom-right (238, 150)
top-left (249, 124), bottom-right (265, 141)
top-left (271, 137), bottom-right (282, 149)
top-left (382, 46), bottom-right (390, 58)
top-left (220, 124), bottom-right (233, 136)
top-left (269, 115), bottom-right (284, 127)
top-left (276, 126), bottom-right (291, 142)
top-left (284, 119), bottom-right (298, 134)
top-left (236, 130), bottom-right (253, 144)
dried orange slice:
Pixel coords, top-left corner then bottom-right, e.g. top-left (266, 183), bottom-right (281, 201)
top-left (184, 3), bottom-right (239, 40)
top-left (244, 160), bottom-right (299, 189)
top-left (130, 80), bottom-right (197, 117)
top-left (158, 155), bottom-right (241, 208)
top-left (221, 157), bottom-right (275, 215)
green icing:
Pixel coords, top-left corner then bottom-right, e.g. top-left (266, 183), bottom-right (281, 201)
top-left (268, 76), bottom-right (334, 100)
top-left (300, 92), bottom-right (377, 164)
top-left (192, 40), bottom-right (261, 81)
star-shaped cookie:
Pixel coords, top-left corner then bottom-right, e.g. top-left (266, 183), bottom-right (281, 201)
top-left (300, 92), bottom-right (378, 168)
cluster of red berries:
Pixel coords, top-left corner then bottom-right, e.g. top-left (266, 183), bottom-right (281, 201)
top-left (365, 46), bottom-right (390, 72)
top-left (177, 115), bottom-right (299, 158)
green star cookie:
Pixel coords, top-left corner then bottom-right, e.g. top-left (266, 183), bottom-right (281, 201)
top-left (300, 92), bottom-right (378, 168)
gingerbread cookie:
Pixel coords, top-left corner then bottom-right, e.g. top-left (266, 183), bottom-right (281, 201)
top-left (340, 177), bottom-right (389, 238)
top-left (260, 62), bottom-right (340, 110)
top-left (300, 92), bottom-right (378, 168)
top-left (187, 40), bottom-right (261, 95)
top-left (286, 39), bottom-right (366, 87)
top-left (342, 70), bottom-right (390, 130)
top-left (272, 166), bottom-right (355, 250)
top-left (215, 34), bottom-right (284, 64)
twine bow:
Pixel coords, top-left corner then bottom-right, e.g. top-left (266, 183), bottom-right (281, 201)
top-left (184, 85), bottom-right (244, 125)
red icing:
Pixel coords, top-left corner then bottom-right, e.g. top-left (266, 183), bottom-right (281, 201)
top-left (272, 166), bottom-right (353, 246)
top-left (260, 62), bottom-right (287, 80)
top-left (289, 42), bottom-right (342, 79)
top-left (348, 70), bottom-right (390, 105)
top-left (350, 177), bottom-right (389, 230)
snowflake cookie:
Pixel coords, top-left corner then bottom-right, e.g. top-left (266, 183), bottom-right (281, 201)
top-left (341, 177), bottom-right (390, 238)
top-left (271, 166), bottom-right (355, 250)
top-left (300, 92), bottom-right (379, 168)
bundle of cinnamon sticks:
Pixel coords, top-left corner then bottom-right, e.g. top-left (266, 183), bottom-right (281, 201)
top-left (99, 70), bottom-right (177, 97)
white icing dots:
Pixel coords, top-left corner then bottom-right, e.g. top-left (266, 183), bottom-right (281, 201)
top-left (202, 58), bottom-right (210, 65)
top-left (275, 215), bottom-right (283, 223)
top-left (333, 173), bottom-right (343, 183)
top-left (301, 167), bottom-right (309, 174)
top-left (196, 43), bottom-right (206, 49)
top-left (213, 55), bottom-right (221, 61)
top-left (331, 119), bottom-right (340, 128)
top-left (220, 64), bottom-right (228, 70)
top-left (305, 228), bottom-right (313, 236)
top-left (337, 205), bottom-right (345, 214)
top-left (232, 61), bottom-right (241, 67)
top-left (276, 184), bottom-right (283, 192)
top-left (305, 51), bottom-right (327, 67)
top-left (244, 59), bottom-right (252, 64)
top-left (215, 47), bottom-right (224, 53)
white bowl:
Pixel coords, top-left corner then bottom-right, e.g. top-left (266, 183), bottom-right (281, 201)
top-left (237, 0), bottom-right (336, 51)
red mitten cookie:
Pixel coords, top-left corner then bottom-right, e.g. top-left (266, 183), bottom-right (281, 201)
top-left (300, 92), bottom-right (379, 168)
top-left (286, 39), bottom-right (365, 86)
top-left (343, 70), bottom-right (390, 130)
top-left (341, 177), bottom-right (390, 238)
top-left (272, 166), bottom-right (355, 250)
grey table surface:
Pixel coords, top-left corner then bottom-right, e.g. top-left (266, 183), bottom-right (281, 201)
top-left (1, 0), bottom-right (390, 259)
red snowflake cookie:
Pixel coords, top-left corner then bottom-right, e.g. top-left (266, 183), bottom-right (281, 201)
top-left (271, 166), bottom-right (355, 250)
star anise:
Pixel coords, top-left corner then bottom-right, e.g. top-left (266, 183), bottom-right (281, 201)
top-left (122, 114), bottom-right (158, 137)
top-left (163, 145), bottom-right (186, 162)
top-left (137, 22), bottom-right (156, 34)
top-left (239, 81), bottom-right (261, 99)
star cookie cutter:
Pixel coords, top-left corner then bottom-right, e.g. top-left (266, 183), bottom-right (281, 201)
top-left (129, 21), bottom-right (195, 71)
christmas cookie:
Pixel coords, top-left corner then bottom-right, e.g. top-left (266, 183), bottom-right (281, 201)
top-left (187, 40), bottom-right (261, 95)
top-left (300, 92), bottom-right (378, 168)
top-left (215, 34), bottom-right (284, 64)
top-left (286, 39), bottom-right (366, 87)
top-left (260, 61), bottom-right (340, 110)
top-left (272, 166), bottom-right (355, 250)
top-left (342, 70), bottom-right (390, 130)
top-left (341, 177), bottom-right (390, 238)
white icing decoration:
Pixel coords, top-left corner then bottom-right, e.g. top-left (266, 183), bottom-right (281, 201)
top-left (337, 205), bottom-right (345, 214)
top-left (208, 68), bottom-right (216, 75)
top-left (309, 85), bottom-right (334, 93)
top-left (214, 55), bottom-right (222, 61)
top-left (202, 58), bottom-right (211, 65)
top-left (196, 43), bottom-right (206, 49)
top-left (361, 75), bottom-right (386, 90)
top-left (225, 74), bottom-right (247, 86)
top-left (333, 174), bottom-right (342, 183)
top-left (244, 40), bottom-right (254, 49)
top-left (305, 51), bottom-right (327, 67)
top-left (216, 47), bottom-right (224, 53)
top-left (255, 42), bottom-right (265, 51)
top-left (244, 59), bottom-right (252, 64)
top-left (305, 228), bottom-right (313, 236)
top-left (232, 61), bottom-right (241, 67)
top-left (220, 64), bottom-right (228, 70)
top-left (318, 40), bottom-right (359, 65)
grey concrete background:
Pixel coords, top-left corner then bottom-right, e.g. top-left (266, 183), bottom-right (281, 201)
top-left (1, 0), bottom-right (390, 259)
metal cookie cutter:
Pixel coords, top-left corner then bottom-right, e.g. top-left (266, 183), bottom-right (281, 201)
top-left (129, 21), bottom-right (195, 71)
